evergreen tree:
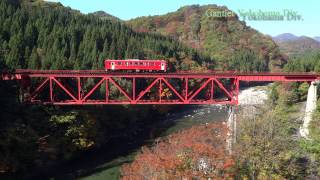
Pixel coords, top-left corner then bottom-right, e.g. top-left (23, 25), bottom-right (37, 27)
top-left (28, 48), bottom-right (41, 69)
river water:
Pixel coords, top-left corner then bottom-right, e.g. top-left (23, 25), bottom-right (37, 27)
top-left (42, 86), bottom-right (269, 180)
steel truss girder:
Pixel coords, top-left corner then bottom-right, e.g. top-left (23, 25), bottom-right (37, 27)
top-left (23, 75), bottom-right (240, 105)
top-left (3, 70), bottom-right (320, 105)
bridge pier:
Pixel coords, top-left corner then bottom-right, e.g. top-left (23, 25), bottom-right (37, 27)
top-left (226, 105), bottom-right (236, 153)
top-left (300, 81), bottom-right (319, 139)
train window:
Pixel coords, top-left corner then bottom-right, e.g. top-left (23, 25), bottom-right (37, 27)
top-left (126, 62), bottom-right (129, 66)
top-left (134, 62), bottom-right (138, 65)
top-left (129, 62), bottom-right (133, 65)
top-left (117, 62), bottom-right (121, 65)
top-left (139, 62), bottom-right (143, 65)
top-left (150, 62), bottom-right (154, 66)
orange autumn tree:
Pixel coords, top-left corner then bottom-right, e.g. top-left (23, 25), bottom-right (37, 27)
top-left (121, 122), bottom-right (234, 179)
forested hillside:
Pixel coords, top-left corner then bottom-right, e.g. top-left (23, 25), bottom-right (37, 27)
top-left (127, 5), bottom-right (287, 72)
top-left (284, 50), bottom-right (320, 72)
top-left (0, 0), bottom-right (212, 72)
top-left (0, 0), bottom-right (215, 176)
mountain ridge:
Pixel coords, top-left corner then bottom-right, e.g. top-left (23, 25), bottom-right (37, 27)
top-left (273, 33), bottom-right (299, 43)
top-left (272, 34), bottom-right (320, 56)
top-left (313, 36), bottom-right (320, 42)
top-left (126, 5), bottom-right (286, 71)
top-left (89, 11), bottom-right (121, 21)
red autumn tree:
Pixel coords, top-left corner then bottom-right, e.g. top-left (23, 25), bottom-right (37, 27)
top-left (121, 122), bottom-right (234, 179)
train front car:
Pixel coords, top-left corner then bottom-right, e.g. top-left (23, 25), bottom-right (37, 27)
top-left (104, 59), bottom-right (167, 72)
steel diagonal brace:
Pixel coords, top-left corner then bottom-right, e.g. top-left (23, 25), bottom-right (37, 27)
top-left (62, 79), bottom-right (78, 99)
top-left (82, 77), bottom-right (106, 101)
top-left (52, 77), bottom-right (78, 101)
top-left (213, 78), bottom-right (233, 99)
top-left (135, 78), bottom-right (160, 102)
top-left (161, 78), bottom-right (184, 102)
top-left (187, 78), bottom-right (212, 102)
top-left (30, 78), bottom-right (50, 100)
top-left (108, 77), bottom-right (132, 101)
top-left (187, 78), bottom-right (208, 99)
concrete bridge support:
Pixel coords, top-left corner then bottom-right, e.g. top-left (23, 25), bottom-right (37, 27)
top-left (227, 106), bottom-right (236, 153)
top-left (300, 81), bottom-right (318, 139)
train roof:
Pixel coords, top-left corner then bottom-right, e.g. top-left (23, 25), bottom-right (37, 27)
top-left (105, 59), bottom-right (165, 61)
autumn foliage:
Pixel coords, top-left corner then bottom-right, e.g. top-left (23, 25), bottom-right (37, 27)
top-left (121, 122), bottom-right (234, 179)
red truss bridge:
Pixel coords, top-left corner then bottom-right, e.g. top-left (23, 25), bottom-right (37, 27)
top-left (1, 69), bottom-right (320, 105)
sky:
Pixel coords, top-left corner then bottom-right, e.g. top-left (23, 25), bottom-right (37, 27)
top-left (48, 0), bottom-right (320, 37)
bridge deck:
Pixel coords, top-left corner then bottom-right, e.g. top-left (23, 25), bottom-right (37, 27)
top-left (2, 69), bottom-right (320, 82)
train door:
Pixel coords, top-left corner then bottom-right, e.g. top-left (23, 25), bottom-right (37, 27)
top-left (111, 62), bottom-right (115, 70)
top-left (161, 63), bottom-right (165, 71)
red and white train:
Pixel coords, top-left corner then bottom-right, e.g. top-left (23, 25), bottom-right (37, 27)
top-left (104, 59), bottom-right (167, 72)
